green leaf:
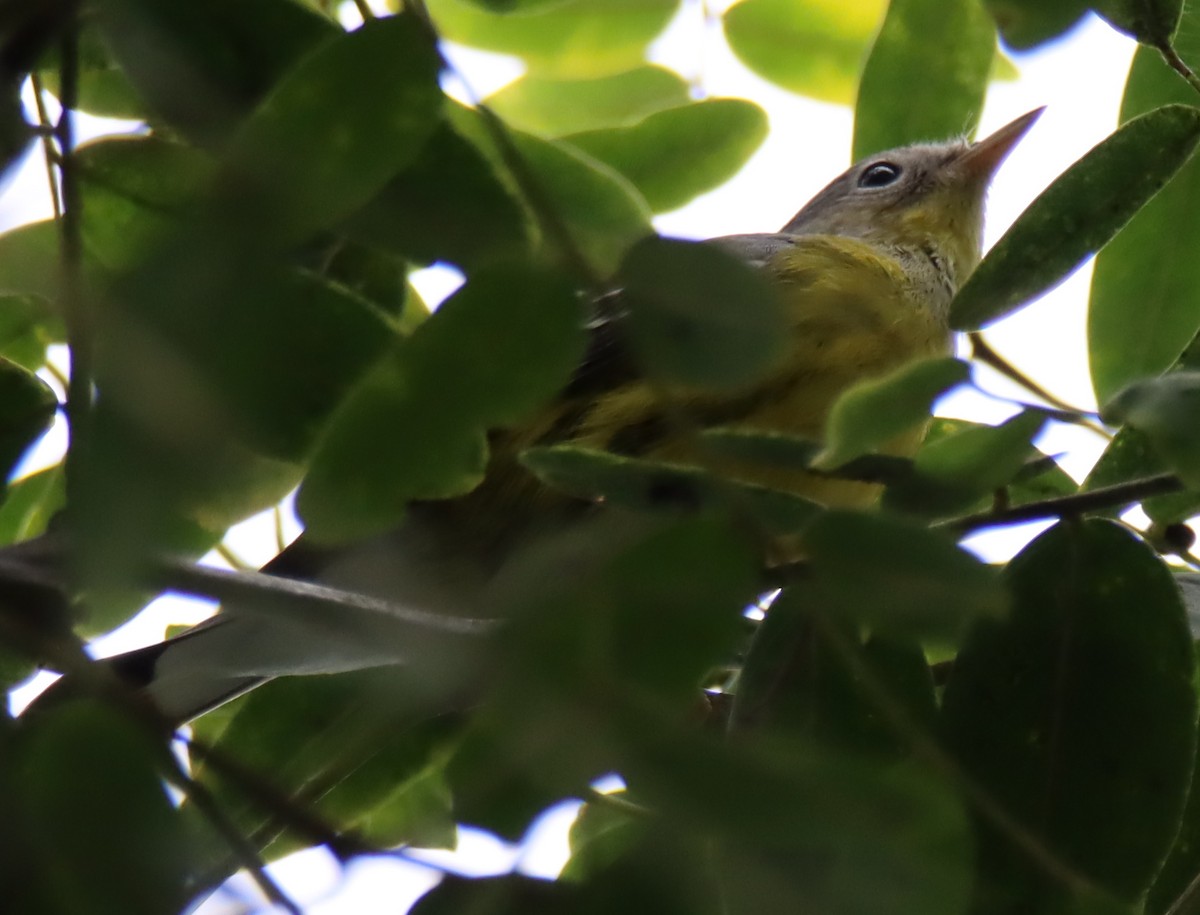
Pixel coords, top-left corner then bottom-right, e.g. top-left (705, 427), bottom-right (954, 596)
top-left (853, 0), bottom-right (996, 160)
top-left (734, 585), bottom-right (937, 757)
top-left (951, 104), bottom-right (1200, 331)
top-left (618, 236), bottom-right (788, 389)
top-left (519, 445), bottom-right (825, 535)
top-left (0, 358), bottom-right (57, 482)
top-left (0, 296), bottom-right (58, 370)
top-left (0, 466), bottom-right (64, 546)
top-left (217, 13), bottom-right (444, 247)
top-left (346, 121), bottom-right (532, 271)
top-left (1088, 23), bottom-right (1200, 405)
top-left (0, 220), bottom-right (66, 304)
top-left (1082, 426), bottom-right (1200, 523)
top-left (425, 0), bottom-right (679, 79)
top-left (192, 670), bottom-right (458, 871)
top-left (450, 104), bottom-right (652, 276)
top-left (17, 702), bottom-right (192, 915)
top-left (1103, 372), bottom-right (1200, 487)
top-left (299, 262), bottom-right (585, 542)
top-left (486, 65), bottom-right (690, 136)
top-left (813, 357), bottom-right (970, 469)
top-left (95, 0), bottom-right (338, 146)
top-left (913, 409), bottom-right (1047, 493)
top-left (801, 510), bottom-right (1008, 639)
top-left (982, 0), bottom-right (1088, 50)
top-left (883, 416), bottom-right (1074, 518)
top-left (566, 99), bottom-right (768, 213)
top-left (723, 0), bottom-right (887, 104)
top-left (1092, 0), bottom-right (1183, 45)
top-left (942, 520), bottom-right (1197, 908)
top-left (38, 26), bottom-right (147, 121)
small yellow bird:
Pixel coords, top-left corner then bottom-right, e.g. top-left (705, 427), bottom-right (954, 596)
top-left (90, 109), bottom-right (1044, 722)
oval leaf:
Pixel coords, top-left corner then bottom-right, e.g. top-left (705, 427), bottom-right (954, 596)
top-left (1088, 27), bottom-right (1200, 405)
top-left (802, 510), bottom-right (1009, 639)
top-left (853, 0), bottom-right (996, 160)
top-left (1092, 0), bottom-right (1183, 45)
top-left (951, 104), bottom-right (1200, 332)
top-left (1103, 371), bottom-right (1200, 487)
top-left (813, 356), bottom-right (971, 470)
top-left (942, 520), bottom-right (1196, 905)
top-left (566, 98), bottom-right (769, 213)
top-left (219, 13), bottom-right (444, 246)
top-left (486, 65), bottom-right (689, 136)
top-left (982, 0), bottom-right (1088, 50)
top-left (723, 0), bottom-right (886, 104)
top-left (299, 262), bottom-right (585, 542)
top-left (619, 236), bottom-right (788, 389)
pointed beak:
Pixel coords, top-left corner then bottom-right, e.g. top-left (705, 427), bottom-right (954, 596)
top-left (957, 107), bottom-right (1045, 181)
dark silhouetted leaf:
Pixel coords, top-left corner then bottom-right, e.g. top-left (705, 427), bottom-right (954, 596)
top-left (983, 0), bottom-right (1088, 50)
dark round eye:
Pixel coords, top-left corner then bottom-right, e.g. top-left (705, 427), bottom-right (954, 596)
top-left (857, 161), bottom-right (903, 188)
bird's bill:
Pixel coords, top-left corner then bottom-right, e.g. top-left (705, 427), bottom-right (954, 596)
top-left (958, 107), bottom-right (1045, 180)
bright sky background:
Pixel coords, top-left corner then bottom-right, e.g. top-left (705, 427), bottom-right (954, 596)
top-left (0, 4), bottom-right (1148, 912)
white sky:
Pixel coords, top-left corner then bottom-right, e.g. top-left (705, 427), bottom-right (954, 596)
top-left (0, 5), bottom-right (1148, 912)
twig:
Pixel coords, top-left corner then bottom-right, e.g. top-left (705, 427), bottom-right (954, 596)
top-left (1156, 40), bottom-right (1200, 99)
top-left (28, 74), bottom-right (63, 219)
top-left (940, 472), bottom-right (1184, 535)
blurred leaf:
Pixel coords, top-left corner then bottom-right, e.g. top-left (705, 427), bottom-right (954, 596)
top-left (18, 701), bottom-right (192, 915)
top-left (563, 795), bottom-right (645, 882)
top-left (913, 409), bottom-right (1047, 492)
top-left (38, 25), bottom-right (146, 120)
top-left (1092, 0), bottom-right (1182, 45)
top-left (425, 0), bottom-right (679, 79)
top-left (487, 65), bottom-right (689, 136)
top-left (0, 295), bottom-right (58, 370)
top-left (983, 0), bottom-right (1088, 50)
top-left (192, 669), bottom-right (458, 870)
top-left (734, 585), bottom-right (937, 757)
top-left (0, 220), bottom-right (65, 303)
top-left (566, 99), bottom-right (768, 213)
top-left (1147, 648), bottom-right (1200, 914)
top-left (448, 516), bottom-right (757, 837)
top-left (0, 465), bottom-right (64, 546)
top-left (346, 121), bottom-right (531, 271)
top-left (94, 0), bottom-right (338, 146)
top-left (520, 445), bottom-right (825, 535)
top-left (299, 262), bottom-right (584, 542)
top-left (853, 0), bottom-right (995, 160)
top-left (619, 236), bottom-right (787, 388)
top-left (942, 520), bottom-right (1197, 909)
top-left (801, 510), bottom-right (1008, 639)
top-left (1104, 372), bottom-right (1200, 486)
top-left (1082, 426), bottom-right (1200, 523)
top-left (813, 357), bottom-right (970, 469)
top-left (622, 726), bottom-right (972, 915)
top-left (1089, 23), bottom-right (1200, 405)
top-left (450, 104), bottom-right (652, 276)
top-left (216, 13), bottom-right (443, 247)
top-left (723, 0), bottom-right (886, 104)
top-left (884, 415), bottom-right (1074, 518)
top-left (952, 104), bottom-right (1200, 331)
top-left (699, 428), bottom-right (824, 469)
top-left (0, 358), bottom-right (56, 482)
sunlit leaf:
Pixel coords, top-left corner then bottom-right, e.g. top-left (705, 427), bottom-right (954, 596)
top-left (566, 99), bottom-right (768, 212)
top-left (426, 0), bottom-right (679, 79)
top-left (854, 0), bottom-right (995, 159)
top-left (723, 0), bottom-right (887, 104)
top-left (486, 65), bottom-right (689, 136)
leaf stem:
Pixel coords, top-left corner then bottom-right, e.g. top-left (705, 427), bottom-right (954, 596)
top-left (1156, 39), bottom-right (1200, 99)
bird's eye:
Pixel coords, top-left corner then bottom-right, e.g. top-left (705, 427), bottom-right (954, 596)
top-left (858, 162), bottom-right (903, 188)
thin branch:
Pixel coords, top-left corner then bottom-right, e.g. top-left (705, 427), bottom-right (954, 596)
top-left (940, 472), bottom-right (1184, 535)
top-left (28, 74), bottom-right (63, 219)
top-left (969, 333), bottom-right (1108, 436)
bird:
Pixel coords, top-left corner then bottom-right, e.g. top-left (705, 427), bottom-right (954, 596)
top-left (44, 108), bottom-right (1044, 725)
